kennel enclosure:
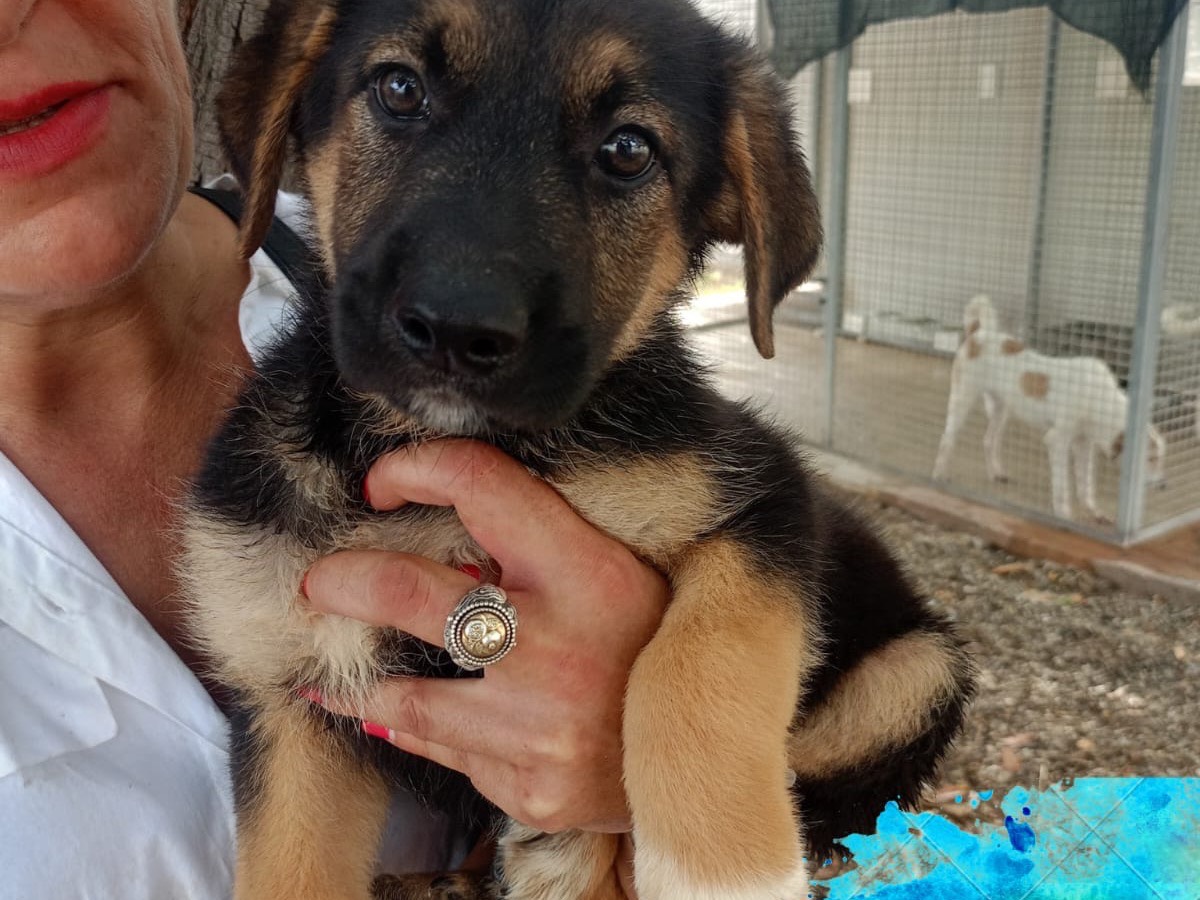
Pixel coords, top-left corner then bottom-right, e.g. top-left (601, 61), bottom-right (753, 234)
top-left (691, 0), bottom-right (1200, 543)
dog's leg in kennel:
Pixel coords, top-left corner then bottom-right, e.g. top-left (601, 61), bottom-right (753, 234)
top-left (1044, 426), bottom-right (1075, 519)
top-left (932, 363), bottom-right (980, 481)
top-left (623, 538), bottom-right (812, 900)
top-left (982, 392), bottom-right (1010, 483)
top-left (231, 700), bottom-right (391, 900)
top-left (1071, 435), bottom-right (1106, 523)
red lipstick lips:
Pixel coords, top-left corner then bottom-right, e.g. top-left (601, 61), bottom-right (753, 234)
top-left (0, 82), bottom-right (112, 179)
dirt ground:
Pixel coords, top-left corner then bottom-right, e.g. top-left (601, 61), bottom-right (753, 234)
top-left (830, 485), bottom-right (1200, 818)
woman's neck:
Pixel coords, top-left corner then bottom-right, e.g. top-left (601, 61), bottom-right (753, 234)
top-left (0, 192), bottom-right (253, 654)
top-left (0, 194), bottom-right (233, 433)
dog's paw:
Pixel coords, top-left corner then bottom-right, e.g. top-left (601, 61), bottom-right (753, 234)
top-left (372, 873), bottom-right (497, 900)
top-left (634, 847), bottom-right (809, 900)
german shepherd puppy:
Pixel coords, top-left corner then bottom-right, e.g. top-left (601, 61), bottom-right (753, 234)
top-left (181, 1), bottom-right (975, 898)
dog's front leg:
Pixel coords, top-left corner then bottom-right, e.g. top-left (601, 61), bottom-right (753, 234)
top-left (492, 822), bottom-right (624, 900)
top-left (1044, 426), bottom-right (1075, 519)
top-left (982, 393), bottom-right (1010, 483)
top-left (933, 361), bottom-right (978, 481)
top-left (624, 538), bottom-right (811, 900)
top-left (1071, 436), bottom-right (1107, 523)
top-left (232, 698), bottom-right (391, 900)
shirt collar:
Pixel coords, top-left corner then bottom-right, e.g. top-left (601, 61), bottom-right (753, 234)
top-left (0, 452), bottom-right (228, 751)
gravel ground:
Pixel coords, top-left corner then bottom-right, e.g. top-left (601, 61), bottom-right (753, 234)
top-left (835, 488), bottom-right (1200, 819)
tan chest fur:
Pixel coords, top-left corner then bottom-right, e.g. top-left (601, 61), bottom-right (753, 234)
top-left (182, 450), bottom-right (724, 703)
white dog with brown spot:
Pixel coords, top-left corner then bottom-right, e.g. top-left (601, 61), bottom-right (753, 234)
top-left (932, 295), bottom-right (1166, 523)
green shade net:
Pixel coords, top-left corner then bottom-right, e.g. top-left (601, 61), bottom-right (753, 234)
top-left (765, 0), bottom-right (1189, 91)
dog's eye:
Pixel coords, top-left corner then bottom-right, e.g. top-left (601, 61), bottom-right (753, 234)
top-left (373, 66), bottom-right (429, 120)
top-left (597, 129), bottom-right (656, 181)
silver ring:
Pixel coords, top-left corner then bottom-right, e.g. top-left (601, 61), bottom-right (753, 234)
top-left (444, 584), bottom-right (518, 671)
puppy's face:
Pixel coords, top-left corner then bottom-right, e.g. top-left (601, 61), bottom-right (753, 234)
top-left (221, 0), bottom-right (820, 433)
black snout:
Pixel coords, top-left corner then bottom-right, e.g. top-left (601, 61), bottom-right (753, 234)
top-left (330, 210), bottom-right (595, 431)
top-left (392, 292), bottom-right (528, 379)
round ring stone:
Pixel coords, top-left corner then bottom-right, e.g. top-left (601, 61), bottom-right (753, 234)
top-left (445, 585), bottom-right (518, 670)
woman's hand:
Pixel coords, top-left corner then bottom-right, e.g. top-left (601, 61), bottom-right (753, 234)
top-left (301, 439), bottom-right (669, 835)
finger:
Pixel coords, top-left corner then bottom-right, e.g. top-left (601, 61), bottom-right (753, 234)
top-left (318, 676), bottom-right (533, 760)
top-left (302, 549), bottom-right (479, 647)
top-left (365, 724), bottom-right (476, 780)
top-left (363, 440), bottom-right (599, 585)
top-left (360, 725), bottom-right (631, 834)
top-left (370, 731), bottom-right (543, 829)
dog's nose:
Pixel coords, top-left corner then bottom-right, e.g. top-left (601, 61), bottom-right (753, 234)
top-left (394, 303), bottom-right (525, 377)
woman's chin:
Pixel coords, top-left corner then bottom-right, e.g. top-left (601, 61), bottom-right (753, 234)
top-left (0, 177), bottom-right (178, 307)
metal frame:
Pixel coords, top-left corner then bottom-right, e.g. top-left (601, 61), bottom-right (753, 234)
top-left (821, 45), bottom-right (851, 447)
top-left (808, 53), bottom-right (824, 198)
top-left (754, 0), bottom-right (773, 52)
top-left (724, 0), bottom-right (1197, 545)
top-left (1116, 1), bottom-right (1191, 539)
top-left (1023, 13), bottom-right (1060, 342)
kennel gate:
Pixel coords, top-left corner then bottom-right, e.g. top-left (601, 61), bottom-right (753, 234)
top-left (690, 0), bottom-right (1200, 545)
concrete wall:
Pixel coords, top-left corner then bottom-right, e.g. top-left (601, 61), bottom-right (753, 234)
top-left (831, 6), bottom-right (1198, 344)
top-left (1035, 28), bottom-right (1153, 338)
top-left (840, 9), bottom-right (1049, 338)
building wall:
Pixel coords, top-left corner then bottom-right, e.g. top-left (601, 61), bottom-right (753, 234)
top-left (841, 9), bottom-right (1049, 340)
top-left (1035, 27), bottom-right (1152, 339)
top-left (831, 5), bottom-right (1198, 345)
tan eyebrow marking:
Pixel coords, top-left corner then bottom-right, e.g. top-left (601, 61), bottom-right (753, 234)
top-left (565, 33), bottom-right (644, 119)
top-left (422, 0), bottom-right (488, 80)
top-left (365, 0), bottom-right (488, 81)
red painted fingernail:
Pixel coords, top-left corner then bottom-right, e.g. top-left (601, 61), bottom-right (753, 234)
top-left (362, 721), bottom-right (392, 741)
top-left (300, 570), bottom-right (312, 599)
top-left (362, 477), bottom-right (374, 507)
top-left (458, 564), bottom-right (483, 581)
top-left (297, 686), bottom-right (324, 705)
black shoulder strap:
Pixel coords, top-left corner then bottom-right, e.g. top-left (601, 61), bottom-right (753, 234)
top-left (189, 186), bottom-right (322, 295)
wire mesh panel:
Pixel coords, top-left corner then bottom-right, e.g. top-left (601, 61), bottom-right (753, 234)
top-left (1153, 6), bottom-right (1200, 530)
top-left (686, 0), bottom-right (835, 445)
top-left (681, 0), bottom-right (1199, 542)
top-left (830, 8), bottom-right (1052, 509)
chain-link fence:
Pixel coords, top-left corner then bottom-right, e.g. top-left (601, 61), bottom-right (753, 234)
top-left (690, 0), bottom-right (1200, 544)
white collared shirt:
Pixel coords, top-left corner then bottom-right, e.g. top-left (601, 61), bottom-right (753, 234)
top-left (0, 194), bottom-right (458, 899)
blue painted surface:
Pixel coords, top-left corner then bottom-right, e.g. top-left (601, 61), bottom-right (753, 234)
top-left (817, 779), bottom-right (1200, 899)
top-left (1004, 814), bottom-right (1036, 853)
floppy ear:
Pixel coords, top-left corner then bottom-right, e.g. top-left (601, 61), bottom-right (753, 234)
top-left (706, 54), bottom-right (822, 359)
top-left (217, 0), bottom-right (337, 258)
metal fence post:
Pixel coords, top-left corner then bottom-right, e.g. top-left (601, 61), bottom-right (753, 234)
top-left (754, 0), bottom-right (773, 51)
top-left (1024, 13), bottom-right (1060, 342)
top-left (810, 57), bottom-right (824, 194)
top-left (1116, 2), bottom-right (1190, 540)
top-left (821, 44), bottom-right (851, 448)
